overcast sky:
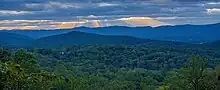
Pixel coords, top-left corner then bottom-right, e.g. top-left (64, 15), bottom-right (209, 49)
top-left (0, 0), bottom-right (220, 29)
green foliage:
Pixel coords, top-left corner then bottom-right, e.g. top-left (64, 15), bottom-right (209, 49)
top-left (14, 49), bottom-right (38, 72)
top-left (1, 44), bottom-right (220, 90)
top-left (0, 47), bottom-right (11, 62)
top-left (164, 55), bottom-right (220, 90)
top-left (0, 49), bottom-right (54, 90)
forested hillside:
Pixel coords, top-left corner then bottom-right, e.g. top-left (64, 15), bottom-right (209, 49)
top-left (0, 23), bottom-right (220, 90)
top-left (1, 0), bottom-right (220, 89)
top-left (1, 43), bottom-right (220, 90)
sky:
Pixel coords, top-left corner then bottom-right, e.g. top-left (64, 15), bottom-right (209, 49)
top-left (0, 0), bottom-right (220, 30)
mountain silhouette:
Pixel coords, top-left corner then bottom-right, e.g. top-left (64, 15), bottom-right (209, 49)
top-left (74, 23), bottom-right (220, 42)
top-left (0, 32), bottom-right (33, 47)
top-left (34, 31), bottom-right (154, 48)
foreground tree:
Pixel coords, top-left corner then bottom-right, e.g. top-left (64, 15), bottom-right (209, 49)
top-left (163, 55), bottom-right (220, 90)
top-left (0, 49), bottom-right (55, 90)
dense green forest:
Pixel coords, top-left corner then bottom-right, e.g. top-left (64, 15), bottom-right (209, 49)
top-left (1, 44), bottom-right (220, 90)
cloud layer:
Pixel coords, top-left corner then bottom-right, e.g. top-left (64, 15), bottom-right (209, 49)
top-left (0, 0), bottom-right (220, 29)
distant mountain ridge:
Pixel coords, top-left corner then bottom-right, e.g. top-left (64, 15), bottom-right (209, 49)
top-left (0, 23), bottom-right (219, 47)
top-left (1, 23), bottom-right (219, 42)
top-left (0, 32), bottom-right (33, 47)
top-left (73, 23), bottom-right (220, 42)
top-left (0, 30), bottom-right (73, 39)
top-left (0, 28), bottom-right (219, 48)
top-left (0, 30), bottom-right (156, 47)
top-left (34, 31), bottom-right (154, 48)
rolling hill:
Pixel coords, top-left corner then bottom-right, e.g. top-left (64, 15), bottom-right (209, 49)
top-left (0, 29), bottom-right (72, 39)
top-left (0, 29), bottom-right (188, 48)
top-left (0, 32), bottom-right (34, 47)
top-left (0, 23), bottom-right (219, 48)
top-left (2, 23), bottom-right (219, 43)
top-left (74, 23), bottom-right (220, 42)
top-left (34, 31), bottom-right (154, 48)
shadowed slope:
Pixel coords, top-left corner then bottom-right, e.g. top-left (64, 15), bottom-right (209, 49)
top-left (35, 31), bottom-right (153, 48)
top-left (0, 32), bottom-right (34, 46)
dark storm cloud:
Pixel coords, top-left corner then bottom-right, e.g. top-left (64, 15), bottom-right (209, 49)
top-left (0, 0), bottom-right (220, 27)
top-left (0, 0), bottom-right (218, 12)
top-left (173, 0), bottom-right (220, 2)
